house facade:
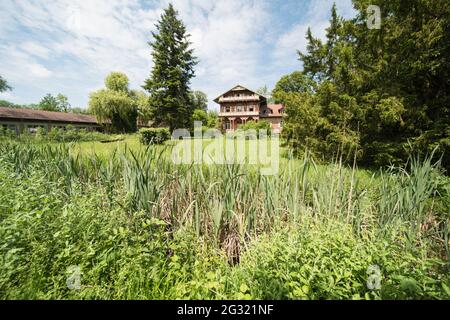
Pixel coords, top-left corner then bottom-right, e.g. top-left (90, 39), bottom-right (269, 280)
top-left (214, 85), bottom-right (283, 133)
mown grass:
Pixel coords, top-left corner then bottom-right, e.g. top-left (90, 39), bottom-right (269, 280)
top-left (0, 137), bottom-right (448, 300)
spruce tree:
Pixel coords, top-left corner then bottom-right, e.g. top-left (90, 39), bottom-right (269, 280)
top-left (144, 4), bottom-right (197, 132)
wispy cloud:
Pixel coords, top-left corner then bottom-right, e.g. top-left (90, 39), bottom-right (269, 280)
top-left (273, 0), bottom-right (356, 69)
top-left (0, 0), bottom-right (355, 108)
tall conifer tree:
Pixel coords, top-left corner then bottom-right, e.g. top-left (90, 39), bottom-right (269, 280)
top-left (144, 4), bottom-right (197, 131)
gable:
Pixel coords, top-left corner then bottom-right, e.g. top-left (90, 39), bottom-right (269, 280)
top-left (213, 85), bottom-right (265, 103)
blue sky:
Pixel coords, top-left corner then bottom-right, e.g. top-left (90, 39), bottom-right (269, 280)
top-left (0, 0), bottom-right (356, 110)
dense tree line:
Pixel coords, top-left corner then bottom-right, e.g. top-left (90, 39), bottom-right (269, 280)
top-left (277, 0), bottom-right (449, 171)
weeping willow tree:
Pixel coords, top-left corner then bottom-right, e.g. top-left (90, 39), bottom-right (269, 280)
top-left (89, 72), bottom-right (139, 133)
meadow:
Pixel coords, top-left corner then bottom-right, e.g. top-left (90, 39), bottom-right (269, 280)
top-left (0, 135), bottom-right (449, 299)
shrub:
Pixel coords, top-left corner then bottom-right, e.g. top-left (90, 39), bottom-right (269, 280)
top-left (35, 127), bottom-right (47, 140)
top-left (239, 120), bottom-right (272, 135)
top-left (48, 127), bottom-right (62, 142)
top-left (0, 127), bottom-right (15, 139)
top-left (139, 128), bottom-right (171, 145)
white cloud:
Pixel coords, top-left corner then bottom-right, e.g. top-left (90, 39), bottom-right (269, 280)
top-left (20, 42), bottom-right (51, 59)
top-left (0, 44), bottom-right (53, 83)
top-left (0, 0), bottom-right (357, 109)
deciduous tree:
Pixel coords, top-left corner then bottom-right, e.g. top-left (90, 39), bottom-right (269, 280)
top-left (89, 72), bottom-right (138, 133)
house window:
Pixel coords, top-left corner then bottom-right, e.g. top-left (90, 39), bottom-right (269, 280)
top-left (226, 107), bottom-right (230, 113)
top-left (249, 107), bottom-right (254, 112)
top-left (237, 106), bottom-right (243, 112)
top-left (226, 121), bottom-right (231, 130)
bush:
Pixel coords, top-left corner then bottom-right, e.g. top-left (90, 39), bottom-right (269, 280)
top-left (48, 127), bottom-right (62, 141)
top-left (35, 127), bottom-right (47, 140)
top-left (139, 128), bottom-right (171, 145)
top-left (239, 120), bottom-right (272, 134)
top-left (0, 127), bottom-right (16, 139)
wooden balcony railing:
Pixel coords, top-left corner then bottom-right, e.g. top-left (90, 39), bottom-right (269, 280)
top-left (219, 111), bottom-right (259, 117)
top-left (218, 95), bottom-right (260, 102)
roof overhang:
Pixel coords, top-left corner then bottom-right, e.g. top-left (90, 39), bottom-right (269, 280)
top-left (213, 85), bottom-right (267, 104)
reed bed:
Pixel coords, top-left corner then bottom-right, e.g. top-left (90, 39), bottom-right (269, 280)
top-left (0, 140), bottom-right (448, 299)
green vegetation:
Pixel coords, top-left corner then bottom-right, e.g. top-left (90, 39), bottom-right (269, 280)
top-left (0, 138), bottom-right (448, 299)
top-left (38, 93), bottom-right (70, 112)
top-left (143, 4), bottom-right (198, 132)
top-left (0, 75), bottom-right (11, 93)
top-left (192, 109), bottom-right (219, 130)
top-left (239, 120), bottom-right (272, 134)
top-left (277, 0), bottom-right (449, 172)
top-left (89, 72), bottom-right (145, 133)
top-left (0, 125), bottom-right (120, 143)
top-left (139, 128), bottom-right (171, 145)
top-left (0, 91), bottom-right (90, 115)
top-left (1, 1), bottom-right (449, 301)
top-left (189, 91), bottom-right (208, 112)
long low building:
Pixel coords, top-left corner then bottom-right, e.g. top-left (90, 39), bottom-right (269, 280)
top-left (0, 107), bottom-right (103, 134)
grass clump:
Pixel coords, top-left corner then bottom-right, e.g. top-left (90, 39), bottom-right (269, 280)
top-left (0, 140), bottom-right (448, 299)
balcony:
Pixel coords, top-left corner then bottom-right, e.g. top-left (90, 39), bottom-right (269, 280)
top-left (218, 95), bottom-right (261, 103)
top-left (219, 111), bottom-right (259, 117)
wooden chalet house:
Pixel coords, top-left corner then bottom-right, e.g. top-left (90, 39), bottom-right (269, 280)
top-left (214, 85), bottom-right (283, 133)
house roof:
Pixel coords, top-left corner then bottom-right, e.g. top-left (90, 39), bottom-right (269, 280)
top-left (0, 107), bottom-right (99, 124)
top-left (262, 104), bottom-right (284, 118)
top-left (213, 85), bottom-right (267, 103)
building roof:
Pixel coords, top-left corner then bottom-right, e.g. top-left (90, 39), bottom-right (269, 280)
top-left (263, 104), bottom-right (284, 118)
top-left (0, 107), bottom-right (99, 124)
top-left (213, 85), bottom-right (267, 103)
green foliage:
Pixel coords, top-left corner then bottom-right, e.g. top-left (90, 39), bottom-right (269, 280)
top-left (133, 90), bottom-right (154, 125)
top-left (0, 140), bottom-right (447, 299)
top-left (192, 109), bottom-right (208, 124)
top-left (280, 92), bottom-right (321, 154)
top-left (56, 94), bottom-right (70, 113)
top-left (8, 126), bottom-right (115, 143)
top-left (189, 91), bottom-right (208, 112)
top-left (139, 128), bottom-right (171, 145)
top-left (68, 107), bottom-right (91, 115)
top-left (0, 75), bottom-right (11, 92)
top-left (37, 93), bottom-right (71, 112)
top-left (0, 100), bottom-right (19, 108)
top-left (89, 72), bottom-right (138, 133)
top-left (281, 0), bottom-right (450, 171)
top-left (206, 111), bottom-right (219, 129)
top-left (0, 127), bottom-right (16, 139)
top-left (239, 120), bottom-right (272, 135)
top-left (272, 71), bottom-right (315, 103)
top-left (38, 94), bottom-right (60, 112)
top-left (105, 72), bottom-right (129, 92)
top-left (192, 110), bottom-right (219, 132)
top-left (144, 4), bottom-right (198, 131)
